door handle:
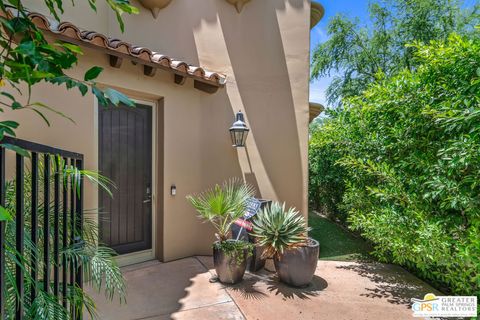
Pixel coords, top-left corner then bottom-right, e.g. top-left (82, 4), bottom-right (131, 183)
top-left (144, 186), bottom-right (152, 203)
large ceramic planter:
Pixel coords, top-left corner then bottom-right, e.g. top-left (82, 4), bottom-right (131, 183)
top-left (274, 238), bottom-right (319, 287)
top-left (213, 240), bottom-right (248, 284)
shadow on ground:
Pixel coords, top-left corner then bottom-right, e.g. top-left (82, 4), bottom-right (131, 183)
top-left (223, 271), bottom-right (328, 301)
top-left (265, 275), bottom-right (328, 300)
top-left (336, 262), bottom-right (440, 306)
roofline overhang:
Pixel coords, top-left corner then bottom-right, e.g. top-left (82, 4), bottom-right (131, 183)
top-left (2, 8), bottom-right (227, 93)
top-left (309, 102), bottom-right (325, 122)
top-left (310, 1), bottom-right (325, 29)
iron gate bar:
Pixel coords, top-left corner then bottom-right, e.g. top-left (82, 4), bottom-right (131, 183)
top-left (75, 158), bottom-right (84, 320)
top-left (69, 158), bottom-right (76, 320)
top-left (43, 154), bottom-right (50, 294)
top-left (62, 157), bottom-right (68, 309)
top-left (0, 137), bottom-right (84, 319)
top-left (54, 157), bottom-right (60, 298)
top-left (0, 147), bottom-right (5, 319)
top-left (30, 153), bottom-right (39, 303)
top-left (1, 137), bottom-right (83, 160)
top-left (15, 153), bottom-right (24, 319)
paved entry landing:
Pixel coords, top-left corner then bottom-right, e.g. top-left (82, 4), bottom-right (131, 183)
top-left (86, 257), bottom-right (440, 320)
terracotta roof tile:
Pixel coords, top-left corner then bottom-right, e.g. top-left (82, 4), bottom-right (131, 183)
top-left (8, 9), bottom-right (227, 88)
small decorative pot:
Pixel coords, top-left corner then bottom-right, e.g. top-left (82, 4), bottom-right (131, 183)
top-left (138, 0), bottom-right (173, 18)
top-left (274, 238), bottom-right (319, 287)
top-left (248, 236), bottom-right (266, 272)
top-left (213, 240), bottom-right (248, 284)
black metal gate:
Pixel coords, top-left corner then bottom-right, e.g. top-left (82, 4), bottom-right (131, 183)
top-left (0, 137), bottom-right (84, 319)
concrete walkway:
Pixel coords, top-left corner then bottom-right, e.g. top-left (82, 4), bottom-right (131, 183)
top-left (86, 256), bottom-right (440, 320)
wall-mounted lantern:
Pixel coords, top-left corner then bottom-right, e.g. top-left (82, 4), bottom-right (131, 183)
top-left (229, 111), bottom-right (249, 147)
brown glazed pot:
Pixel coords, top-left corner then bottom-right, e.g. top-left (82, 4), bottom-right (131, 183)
top-left (213, 240), bottom-right (248, 284)
top-left (273, 238), bottom-right (320, 287)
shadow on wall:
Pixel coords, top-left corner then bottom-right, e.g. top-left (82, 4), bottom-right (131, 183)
top-left (217, 0), bottom-right (306, 209)
top-left (114, 0), bottom-right (306, 206)
top-left (170, 0), bottom-right (308, 256)
top-left (100, 0), bottom-right (308, 258)
top-left (111, 0), bottom-right (219, 64)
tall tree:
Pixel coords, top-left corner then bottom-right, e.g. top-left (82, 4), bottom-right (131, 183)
top-left (311, 0), bottom-right (480, 106)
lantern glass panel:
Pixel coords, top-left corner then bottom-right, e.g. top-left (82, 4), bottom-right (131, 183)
top-left (230, 129), bottom-right (249, 147)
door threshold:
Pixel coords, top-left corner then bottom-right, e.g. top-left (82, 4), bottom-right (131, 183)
top-left (115, 249), bottom-right (155, 267)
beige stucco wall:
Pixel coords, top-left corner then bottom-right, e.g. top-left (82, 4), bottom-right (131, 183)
top-left (3, 0), bottom-right (311, 261)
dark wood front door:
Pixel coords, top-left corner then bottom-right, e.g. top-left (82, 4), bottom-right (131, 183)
top-left (99, 102), bottom-right (153, 255)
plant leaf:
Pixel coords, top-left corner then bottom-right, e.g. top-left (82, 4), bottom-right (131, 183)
top-left (0, 206), bottom-right (12, 221)
top-left (84, 66), bottom-right (103, 81)
top-left (1, 143), bottom-right (30, 158)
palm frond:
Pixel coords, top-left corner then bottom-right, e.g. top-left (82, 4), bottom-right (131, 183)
top-left (28, 290), bottom-right (69, 320)
top-left (186, 178), bottom-right (255, 240)
top-left (1, 156), bottom-right (124, 319)
top-left (62, 244), bottom-right (126, 304)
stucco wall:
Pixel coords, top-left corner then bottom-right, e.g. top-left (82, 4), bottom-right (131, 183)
top-left (3, 0), bottom-right (311, 261)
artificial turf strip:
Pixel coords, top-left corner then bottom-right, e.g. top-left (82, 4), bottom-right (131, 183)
top-left (308, 212), bottom-right (372, 261)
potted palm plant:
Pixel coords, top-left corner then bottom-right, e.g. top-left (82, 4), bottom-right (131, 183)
top-left (187, 179), bottom-right (255, 284)
top-left (251, 202), bottom-right (319, 287)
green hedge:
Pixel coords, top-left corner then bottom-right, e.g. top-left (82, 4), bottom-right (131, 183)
top-left (309, 34), bottom-right (480, 296)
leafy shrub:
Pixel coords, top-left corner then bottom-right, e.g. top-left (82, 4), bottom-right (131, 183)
top-left (309, 34), bottom-right (480, 296)
top-left (309, 117), bottom-right (347, 222)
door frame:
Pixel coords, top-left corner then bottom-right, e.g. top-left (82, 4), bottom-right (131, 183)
top-left (95, 97), bottom-right (158, 266)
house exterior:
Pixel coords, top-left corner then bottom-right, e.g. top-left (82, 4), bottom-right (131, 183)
top-left (4, 0), bottom-right (322, 264)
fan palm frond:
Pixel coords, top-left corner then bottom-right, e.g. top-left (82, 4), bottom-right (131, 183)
top-left (1, 157), bottom-right (124, 319)
top-left (186, 178), bottom-right (255, 240)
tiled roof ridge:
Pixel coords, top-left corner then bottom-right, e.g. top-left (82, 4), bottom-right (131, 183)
top-left (7, 9), bottom-right (227, 88)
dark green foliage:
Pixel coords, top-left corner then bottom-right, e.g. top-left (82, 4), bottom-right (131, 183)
top-left (309, 117), bottom-right (346, 222)
top-left (309, 35), bottom-right (480, 296)
top-left (0, 0), bottom-right (138, 141)
top-left (311, 0), bottom-right (480, 106)
top-left (213, 240), bottom-right (254, 266)
top-left (2, 158), bottom-right (125, 319)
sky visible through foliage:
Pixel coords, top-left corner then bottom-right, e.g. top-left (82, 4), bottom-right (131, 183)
top-left (310, 0), bottom-right (478, 107)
